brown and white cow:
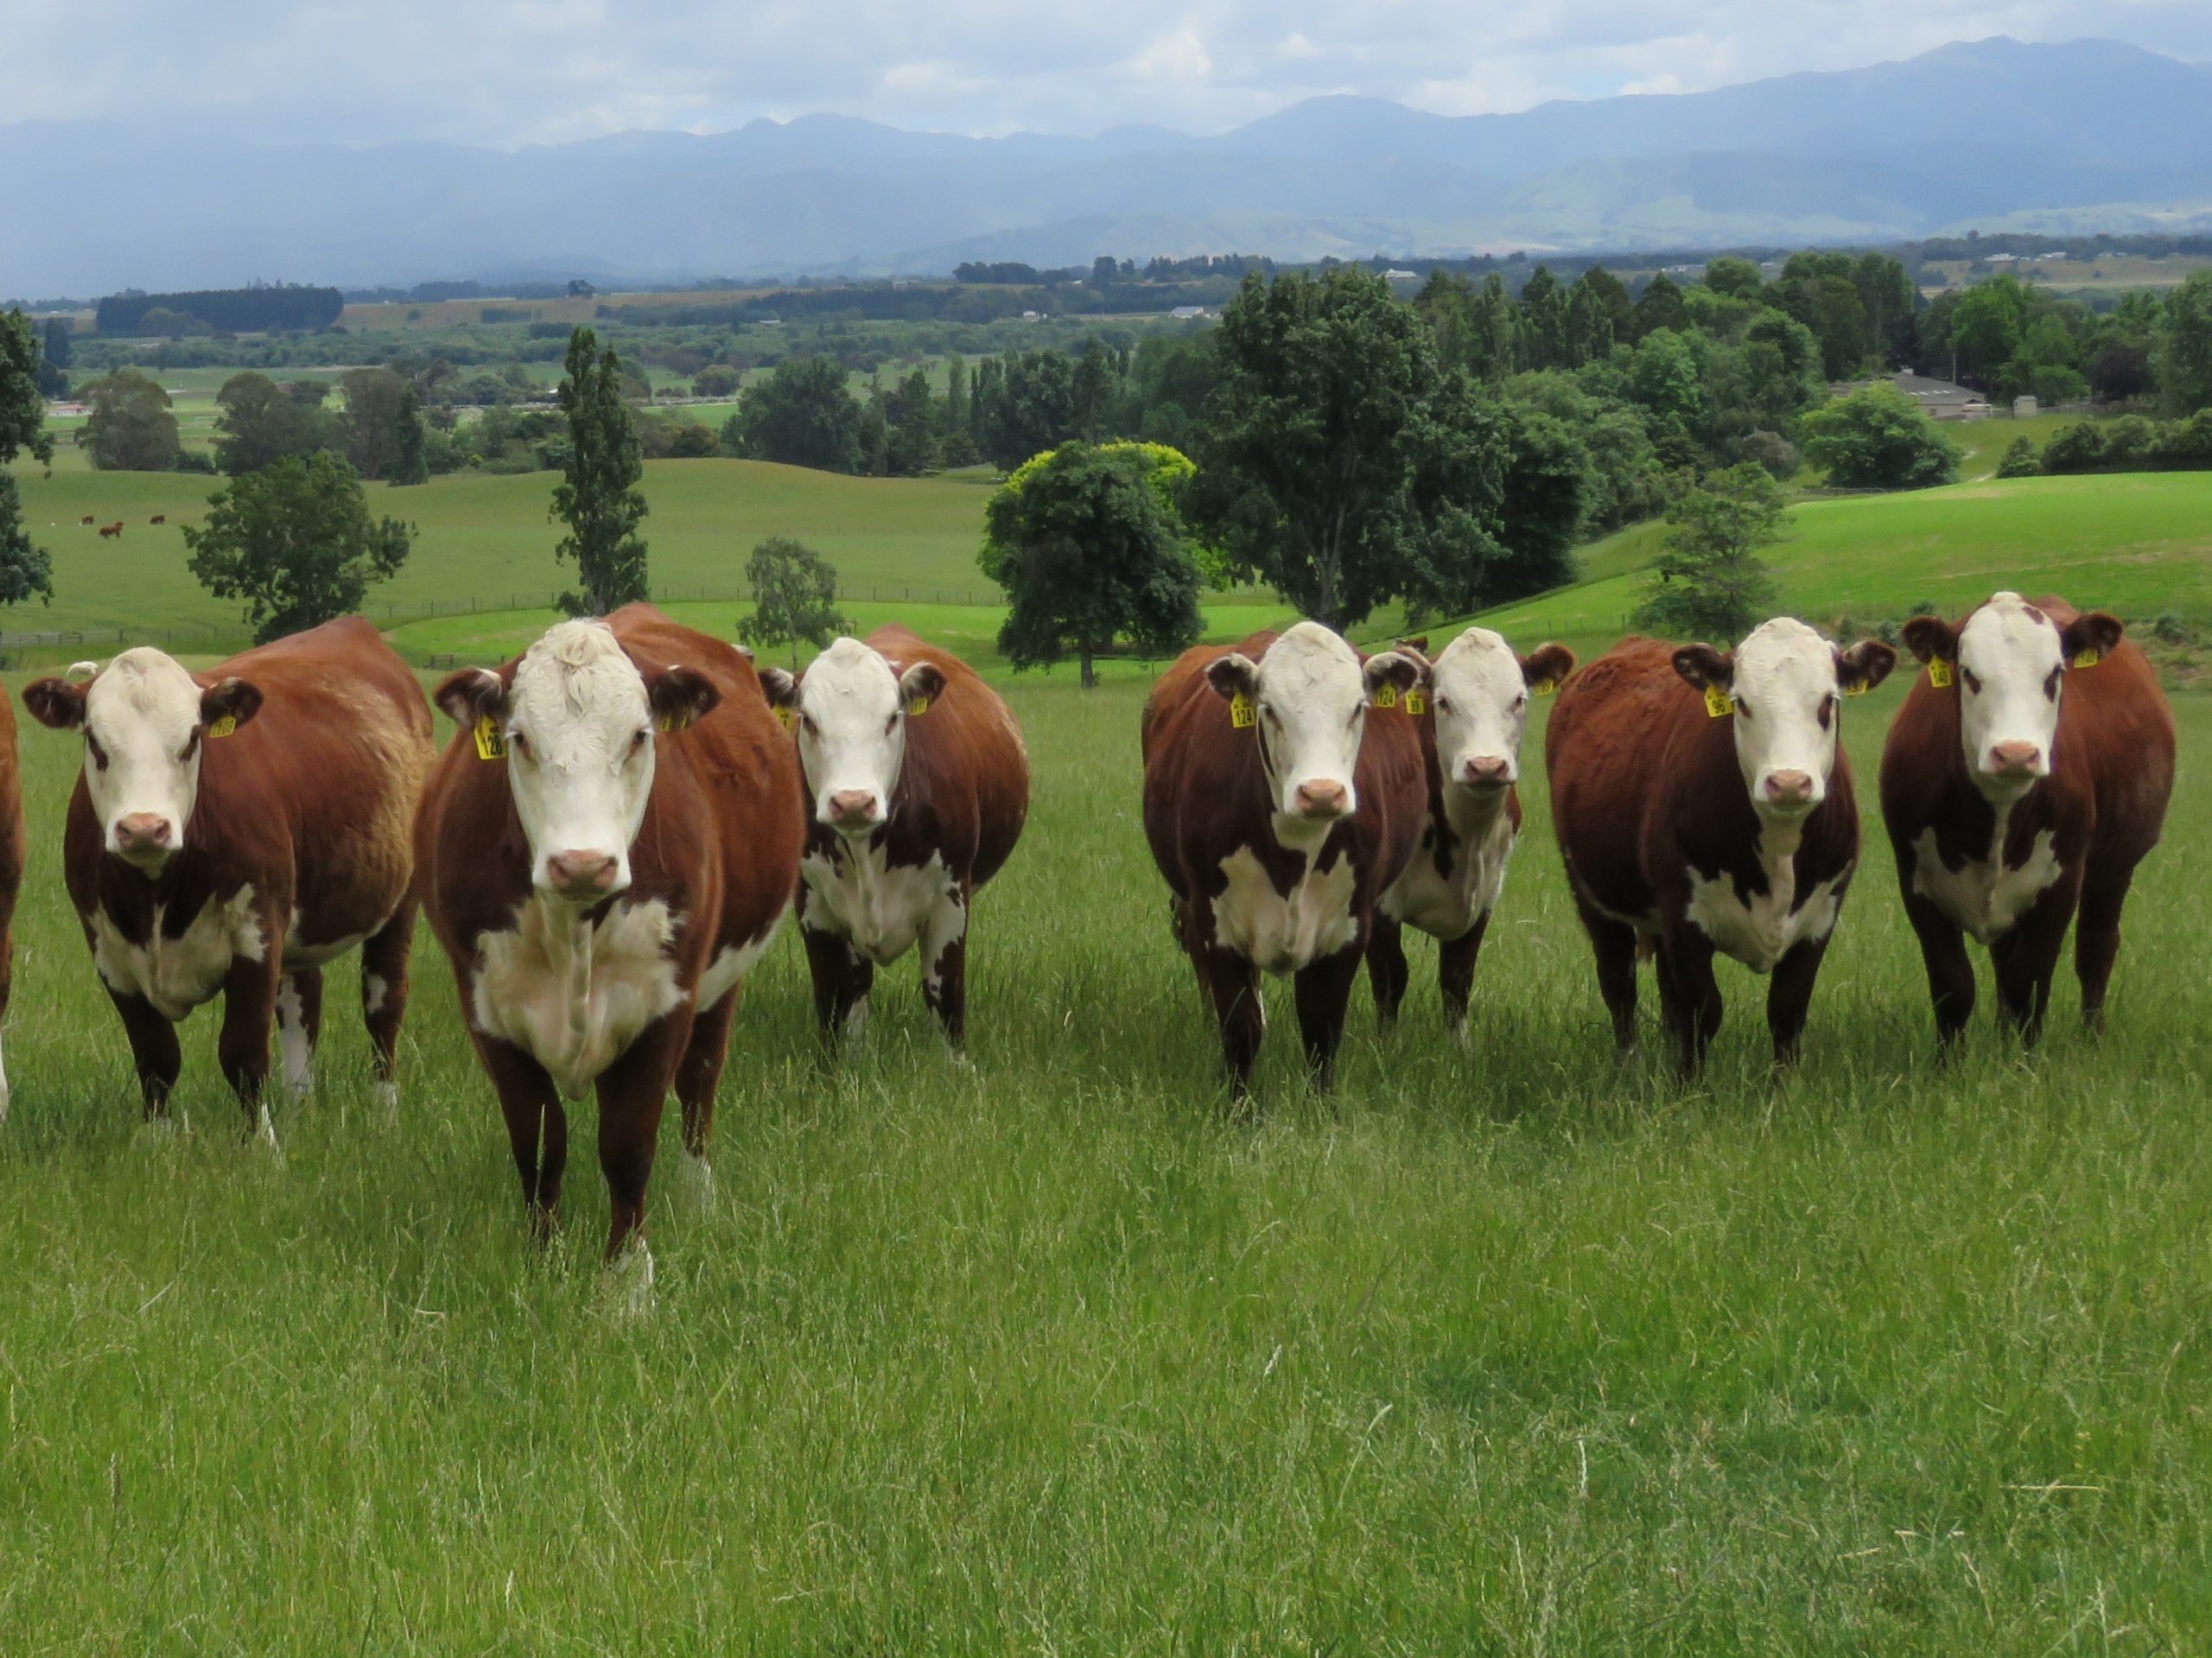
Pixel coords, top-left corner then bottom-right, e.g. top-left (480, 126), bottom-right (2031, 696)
top-left (1547, 619), bottom-right (1896, 1076)
top-left (21, 619), bottom-right (433, 1137)
top-left (1368, 627), bottom-right (1574, 1040)
top-left (759, 626), bottom-right (1028, 1051)
top-left (418, 605), bottom-right (804, 1284)
top-left (1880, 591), bottom-right (2173, 1045)
top-left (0, 692), bottom-right (23, 1120)
top-left (1141, 622), bottom-right (1427, 1101)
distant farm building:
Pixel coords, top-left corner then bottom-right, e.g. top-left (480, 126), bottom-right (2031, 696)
top-left (1833, 371), bottom-right (1993, 422)
top-left (1169, 305), bottom-right (1211, 321)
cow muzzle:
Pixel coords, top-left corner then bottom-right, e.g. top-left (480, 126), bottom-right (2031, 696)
top-left (543, 848), bottom-right (624, 902)
top-left (823, 789), bottom-right (883, 833)
top-left (1985, 740), bottom-right (2044, 780)
top-left (1459, 755), bottom-right (1511, 789)
top-left (1292, 778), bottom-right (1351, 822)
top-left (1760, 769), bottom-right (1815, 810)
top-left (111, 812), bottom-right (177, 870)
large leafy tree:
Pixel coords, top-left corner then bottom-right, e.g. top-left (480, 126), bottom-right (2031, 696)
top-left (1800, 383), bottom-right (1961, 490)
top-left (213, 371), bottom-right (338, 475)
top-left (978, 441), bottom-right (1201, 688)
top-left (1632, 463), bottom-right (1788, 642)
top-left (736, 537), bottom-right (849, 666)
top-left (340, 366), bottom-right (417, 481)
top-left (976, 349), bottom-right (1078, 470)
top-left (550, 327), bottom-right (649, 615)
top-left (2154, 270), bottom-right (2212, 418)
top-left (75, 369), bottom-right (181, 471)
top-left (0, 311), bottom-right (57, 607)
top-left (728, 356), bottom-right (861, 472)
top-left (183, 450), bottom-right (413, 643)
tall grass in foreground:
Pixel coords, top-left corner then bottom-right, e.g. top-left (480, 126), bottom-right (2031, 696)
top-left (0, 673), bottom-right (2207, 1652)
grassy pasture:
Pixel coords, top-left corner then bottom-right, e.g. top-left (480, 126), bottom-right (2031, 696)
top-left (0, 656), bottom-right (2208, 1649)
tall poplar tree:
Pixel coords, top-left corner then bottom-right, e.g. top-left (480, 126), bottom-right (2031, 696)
top-left (550, 327), bottom-right (649, 615)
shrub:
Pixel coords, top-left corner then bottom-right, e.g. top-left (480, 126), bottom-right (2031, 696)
top-left (1994, 435), bottom-right (2042, 479)
top-left (1800, 383), bottom-right (1961, 490)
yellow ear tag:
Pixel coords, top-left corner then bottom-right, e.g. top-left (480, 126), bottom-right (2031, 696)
top-left (1703, 683), bottom-right (1734, 719)
top-left (1371, 683), bottom-right (1398, 710)
top-left (905, 693), bottom-right (931, 718)
top-left (2072, 648), bottom-right (2101, 670)
top-left (1403, 689), bottom-right (1427, 715)
top-left (207, 715), bottom-right (237, 739)
top-left (473, 715), bottom-right (506, 760)
top-left (1844, 680), bottom-right (1869, 697)
top-left (772, 705), bottom-right (798, 732)
top-left (656, 713), bottom-right (677, 734)
top-left (1229, 691), bottom-right (1255, 729)
top-left (1927, 659), bottom-right (1954, 689)
top-left (1535, 679), bottom-right (1558, 697)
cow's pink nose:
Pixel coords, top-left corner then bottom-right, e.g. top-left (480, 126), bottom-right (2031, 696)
top-left (545, 850), bottom-right (620, 896)
top-left (1294, 778), bottom-right (1349, 819)
top-left (115, 813), bottom-right (173, 853)
top-left (1988, 740), bottom-right (2041, 776)
top-left (1764, 770), bottom-right (1814, 805)
top-left (827, 789), bottom-right (880, 827)
top-left (1462, 755), bottom-right (1510, 786)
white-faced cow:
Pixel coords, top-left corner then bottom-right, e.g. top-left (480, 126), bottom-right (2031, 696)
top-left (1368, 628), bottom-right (1574, 1040)
top-left (417, 606), bottom-right (804, 1284)
top-left (0, 691), bottom-right (23, 1120)
top-left (1546, 620), bottom-right (1896, 1076)
top-left (1880, 591), bottom-right (2173, 1045)
top-left (21, 619), bottom-right (433, 1137)
top-left (760, 626), bottom-right (1028, 1051)
top-left (1141, 623), bottom-right (1427, 1102)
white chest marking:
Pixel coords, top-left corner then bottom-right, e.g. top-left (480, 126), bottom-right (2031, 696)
top-left (1685, 833), bottom-right (1847, 975)
top-left (1382, 804), bottom-right (1516, 940)
top-left (1214, 842), bottom-right (1360, 977)
top-left (801, 840), bottom-right (952, 966)
top-left (91, 884), bottom-right (264, 1020)
top-left (1910, 810), bottom-right (2063, 944)
top-left (471, 897), bottom-right (685, 1100)
top-left (696, 901), bottom-right (791, 1011)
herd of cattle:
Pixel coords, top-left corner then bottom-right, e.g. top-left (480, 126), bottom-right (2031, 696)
top-left (0, 591), bottom-right (2175, 1283)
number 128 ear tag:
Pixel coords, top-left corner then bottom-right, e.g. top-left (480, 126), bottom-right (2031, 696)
top-left (1703, 683), bottom-right (1735, 719)
top-left (1404, 689), bottom-right (1427, 715)
top-left (473, 715), bottom-right (506, 760)
top-left (207, 715), bottom-right (238, 739)
top-left (1229, 691), bottom-right (1256, 729)
top-left (1927, 659), bottom-right (1955, 689)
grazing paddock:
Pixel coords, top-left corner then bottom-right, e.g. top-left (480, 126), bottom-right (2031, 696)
top-left (0, 661), bottom-right (2206, 1650)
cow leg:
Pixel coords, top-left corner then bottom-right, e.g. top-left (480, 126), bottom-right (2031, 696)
top-left (275, 967), bottom-right (322, 1102)
top-left (594, 1010), bottom-right (693, 1285)
top-left (919, 882), bottom-right (971, 1052)
top-left (217, 943), bottom-right (285, 1144)
top-left (1657, 926), bottom-right (1723, 1080)
top-left (1900, 888), bottom-right (1978, 1050)
top-left (1365, 915), bottom-right (1410, 1031)
top-left (472, 1030), bottom-right (567, 1241)
top-left (1766, 935), bottom-right (1834, 1069)
top-left (800, 919), bottom-right (874, 1049)
top-left (1573, 899), bottom-right (1639, 1055)
top-left (1993, 896), bottom-right (2074, 1045)
top-left (0, 924), bottom-right (13, 1122)
top-left (2074, 865), bottom-right (2139, 1033)
top-left (674, 988), bottom-right (740, 1162)
top-left (1437, 912), bottom-right (1491, 1047)
top-left (107, 988), bottom-right (182, 1121)
top-left (359, 900), bottom-right (417, 1113)
top-left (1196, 944), bottom-right (1265, 1108)
top-left (1294, 943), bottom-right (1365, 1095)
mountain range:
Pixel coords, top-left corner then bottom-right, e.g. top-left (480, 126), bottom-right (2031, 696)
top-left (7, 35), bottom-right (2212, 298)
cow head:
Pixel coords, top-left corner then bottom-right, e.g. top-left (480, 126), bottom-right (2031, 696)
top-left (1427, 628), bottom-right (1575, 795)
top-left (1673, 619), bottom-right (1895, 831)
top-left (1205, 621), bottom-right (1423, 830)
top-left (435, 619), bottom-right (718, 905)
top-left (1902, 591), bottom-right (2121, 802)
top-left (759, 638), bottom-right (945, 835)
top-left (22, 647), bottom-right (264, 874)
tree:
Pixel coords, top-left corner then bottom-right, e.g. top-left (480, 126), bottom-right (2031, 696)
top-left (2154, 270), bottom-right (2212, 417)
top-left (1800, 383), bottom-right (1961, 490)
top-left (550, 327), bottom-right (649, 615)
top-left (1995, 435), bottom-right (2042, 479)
top-left (1703, 257), bottom-right (1764, 301)
top-left (390, 384), bottom-right (429, 485)
top-left (36, 316), bottom-right (71, 397)
top-left (0, 311), bottom-right (56, 607)
top-left (182, 451), bottom-right (413, 643)
top-left (1632, 464), bottom-right (1787, 641)
top-left (882, 366), bottom-right (939, 475)
top-left (730, 356), bottom-right (861, 472)
top-left (976, 349), bottom-right (1078, 470)
top-left (340, 366), bottom-right (414, 480)
top-left (1629, 273), bottom-right (1689, 340)
top-left (691, 364), bottom-right (741, 398)
top-left (214, 371), bottom-right (335, 474)
top-left (977, 441), bottom-right (1202, 688)
top-left (75, 370), bottom-right (181, 471)
top-left (736, 537), bottom-right (849, 666)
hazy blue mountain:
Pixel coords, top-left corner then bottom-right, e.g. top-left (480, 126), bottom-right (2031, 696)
top-left (5, 36), bottom-right (2211, 297)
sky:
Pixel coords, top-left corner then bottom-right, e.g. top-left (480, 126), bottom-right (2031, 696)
top-left (5, 0), bottom-right (2210, 147)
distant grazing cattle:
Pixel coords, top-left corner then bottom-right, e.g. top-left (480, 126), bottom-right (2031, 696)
top-left (0, 693), bottom-right (23, 1120)
top-left (760, 626), bottom-right (1027, 1051)
top-left (149, 514), bottom-right (166, 525)
top-left (1880, 591), bottom-right (2173, 1045)
top-left (1546, 621), bottom-right (1896, 1076)
top-left (79, 515), bottom-right (95, 527)
top-left (98, 522), bottom-right (122, 539)
top-left (1369, 628), bottom-right (1574, 1039)
top-left (21, 619), bottom-right (433, 1138)
top-left (1141, 623), bottom-right (1427, 1102)
top-left (419, 605), bottom-right (804, 1286)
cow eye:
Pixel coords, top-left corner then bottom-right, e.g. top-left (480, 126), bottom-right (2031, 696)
top-left (1433, 696), bottom-right (1451, 715)
top-left (86, 734), bottom-right (110, 772)
top-left (800, 714), bottom-right (817, 737)
top-left (508, 729), bottom-right (532, 759)
top-left (885, 713), bottom-right (898, 735)
top-left (631, 728), bottom-right (651, 753)
top-left (1960, 668), bottom-right (1981, 695)
top-left (1513, 693), bottom-right (1528, 712)
top-left (2043, 667), bottom-right (2062, 701)
top-left (1737, 702), bottom-right (1753, 721)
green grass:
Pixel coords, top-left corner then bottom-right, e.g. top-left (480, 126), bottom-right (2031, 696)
top-left (1, 664), bottom-right (2209, 1649)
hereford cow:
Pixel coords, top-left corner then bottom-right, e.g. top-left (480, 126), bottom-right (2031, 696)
top-left (79, 515), bottom-right (95, 526)
top-left (98, 523), bottom-right (122, 539)
top-left (1880, 591), bottom-right (2173, 1045)
top-left (21, 619), bottom-right (433, 1137)
top-left (0, 695), bottom-right (23, 1120)
top-left (1142, 623), bottom-right (1427, 1102)
top-left (759, 626), bottom-right (1027, 1051)
top-left (149, 514), bottom-right (167, 525)
top-left (1369, 628), bottom-right (1574, 1039)
top-left (419, 606), bottom-right (804, 1283)
top-left (1547, 620), bottom-right (1896, 1076)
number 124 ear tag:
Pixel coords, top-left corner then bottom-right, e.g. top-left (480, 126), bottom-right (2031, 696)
top-left (1229, 691), bottom-right (1255, 729)
top-left (1703, 683), bottom-right (1735, 719)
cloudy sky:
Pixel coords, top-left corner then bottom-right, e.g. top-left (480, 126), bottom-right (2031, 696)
top-left (7, 0), bottom-right (2210, 146)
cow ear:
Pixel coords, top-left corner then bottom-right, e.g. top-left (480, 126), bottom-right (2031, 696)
top-left (434, 667), bottom-right (506, 727)
top-left (200, 677), bottom-right (264, 733)
top-left (1899, 616), bottom-right (1957, 665)
top-left (757, 666), bottom-right (799, 708)
top-left (2061, 611), bottom-right (2123, 667)
top-left (648, 664), bottom-right (721, 733)
top-left (899, 662), bottom-right (947, 715)
top-left (1396, 635), bottom-right (1430, 657)
top-left (1363, 650), bottom-right (1423, 696)
top-left (1836, 639), bottom-right (1897, 693)
top-left (1520, 643), bottom-right (1576, 692)
top-left (22, 677), bottom-right (86, 731)
top-left (66, 659), bottom-right (101, 683)
top-left (1671, 645), bottom-right (1733, 691)
top-left (731, 641), bottom-right (755, 662)
top-left (1388, 639), bottom-right (1433, 677)
top-left (1205, 653), bottom-right (1260, 702)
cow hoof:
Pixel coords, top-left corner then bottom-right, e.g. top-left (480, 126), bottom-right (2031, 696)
top-left (371, 1079), bottom-right (399, 1122)
top-left (669, 1153), bottom-right (715, 1215)
top-left (943, 1045), bottom-right (975, 1075)
top-left (1448, 1020), bottom-right (1471, 1052)
top-left (602, 1243), bottom-right (656, 1319)
top-left (842, 999), bottom-right (870, 1044)
top-left (252, 1102), bottom-right (284, 1159)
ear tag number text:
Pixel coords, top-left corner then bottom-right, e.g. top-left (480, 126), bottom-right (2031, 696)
top-left (473, 715), bottom-right (506, 760)
top-left (1229, 691), bottom-right (1255, 729)
top-left (1703, 683), bottom-right (1735, 719)
top-left (772, 705), bottom-right (798, 732)
top-left (207, 715), bottom-right (238, 739)
top-left (906, 694), bottom-right (931, 717)
top-left (1844, 680), bottom-right (1869, 697)
top-left (1404, 689), bottom-right (1427, 715)
top-left (1927, 659), bottom-right (1954, 689)
top-left (1370, 683), bottom-right (1398, 710)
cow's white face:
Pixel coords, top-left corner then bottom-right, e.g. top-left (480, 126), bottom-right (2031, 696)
top-left (760, 638), bottom-right (946, 835)
top-left (22, 647), bottom-right (263, 873)
top-left (1207, 621), bottom-right (1422, 829)
top-left (1674, 619), bottom-right (1895, 828)
top-left (1427, 629), bottom-right (1573, 794)
top-left (437, 621), bottom-right (718, 905)
top-left (1910, 592), bottom-right (2122, 803)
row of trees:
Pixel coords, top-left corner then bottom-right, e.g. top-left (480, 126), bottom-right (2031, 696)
top-left (1920, 270), bottom-right (2212, 411)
